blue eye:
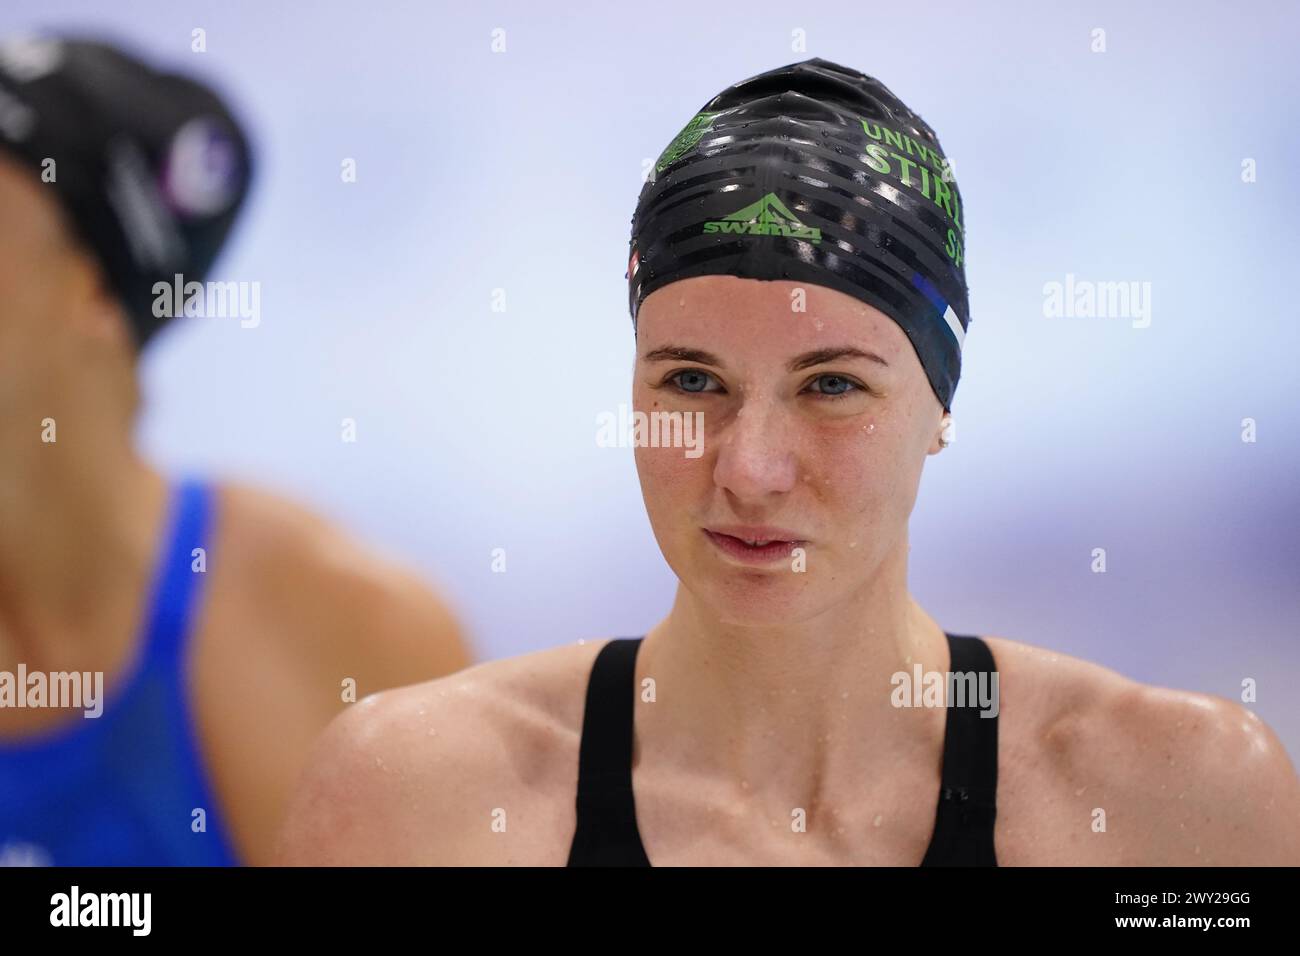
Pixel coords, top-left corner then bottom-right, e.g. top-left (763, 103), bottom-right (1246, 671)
top-left (669, 369), bottom-right (719, 393)
top-left (807, 374), bottom-right (862, 399)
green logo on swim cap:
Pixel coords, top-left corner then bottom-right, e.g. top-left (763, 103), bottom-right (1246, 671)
top-left (655, 110), bottom-right (721, 173)
top-left (702, 193), bottom-right (822, 243)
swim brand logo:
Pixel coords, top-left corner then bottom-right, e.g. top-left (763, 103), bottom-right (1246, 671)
top-left (890, 663), bottom-right (999, 718)
top-left (152, 272), bottom-right (261, 328)
top-left (596, 403), bottom-right (704, 458)
top-left (50, 886), bottom-right (151, 936)
top-left (703, 193), bottom-right (822, 244)
top-left (0, 665), bottom-right (103, 718)
top-left (654, 110), bottom-right (721, 174)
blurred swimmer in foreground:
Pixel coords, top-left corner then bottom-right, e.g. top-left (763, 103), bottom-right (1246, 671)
top-left (0, 35), bottom-right (470, 866)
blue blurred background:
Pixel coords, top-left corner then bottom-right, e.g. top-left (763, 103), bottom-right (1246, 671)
top-left (3, 0), bottom-right (1295, 759)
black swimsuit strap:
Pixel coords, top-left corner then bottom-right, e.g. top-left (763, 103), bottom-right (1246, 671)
top-left (919, 634), bottom-right (1000, 866)
top-left (567, 638), bottom-right (650, 866)
top-left (568, 633), bottom-right (999, 866)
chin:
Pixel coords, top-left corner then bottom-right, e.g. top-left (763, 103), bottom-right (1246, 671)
top-left (676, 545), bottom-right (833, 626)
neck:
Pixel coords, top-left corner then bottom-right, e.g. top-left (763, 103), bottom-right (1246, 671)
top-left (639, 541), bottom-right (950, 793)
top-left (0, 384), bottom-right (168, 673)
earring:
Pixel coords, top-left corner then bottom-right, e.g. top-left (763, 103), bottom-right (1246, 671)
top-left (938, 416), bottom-right (954, 449)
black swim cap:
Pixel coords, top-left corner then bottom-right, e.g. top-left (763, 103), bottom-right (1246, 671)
top-left (0, 35), bottom-right (252, 348)
top-left (628, 57), bottom-right (970, 411)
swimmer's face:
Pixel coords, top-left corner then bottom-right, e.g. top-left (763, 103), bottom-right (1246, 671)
top-left (632, 275), bottom-right (946, 626)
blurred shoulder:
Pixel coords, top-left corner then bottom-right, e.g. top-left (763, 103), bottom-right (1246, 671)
top-left (211, 480), bottom-right (472, 684)
top-left (983, 634), bottom-right (1300, 864)
top-left (276, 638), bottom-right (611, 865)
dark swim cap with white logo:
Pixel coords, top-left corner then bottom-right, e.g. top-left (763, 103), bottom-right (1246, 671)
top-left (628, 57), bottom-right (970, 411)
top-left (0, 35), bottom-right (251, 348)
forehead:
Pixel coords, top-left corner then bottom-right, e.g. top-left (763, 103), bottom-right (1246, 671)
top-left (636, 275), bottom-right (912, 364)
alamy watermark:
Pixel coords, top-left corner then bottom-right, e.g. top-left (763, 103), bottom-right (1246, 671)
top-left (596, 403), bottom-right (704, 458)
top-left (152, 273), bottom-right (260, 328)
top-left (891, 662), bottom-right (999, 718)
top-left (1042, 273), bottom-right (1151, 328)
top-left (50, 886), bottom-right (151, 936)
top-left (0, 665), bottom-right (104, 718)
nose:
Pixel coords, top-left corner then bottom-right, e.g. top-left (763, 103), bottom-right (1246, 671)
top-left (711, 395), bottom-right (799, 503)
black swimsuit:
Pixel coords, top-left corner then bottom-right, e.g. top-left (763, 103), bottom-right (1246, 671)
top-left (567, 633), bottom-right (999, 866)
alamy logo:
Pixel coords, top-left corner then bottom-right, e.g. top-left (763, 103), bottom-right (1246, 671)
top-left (50, 886), bottom-right (151, 936)
top-left (0, 665), bottom-right (103, 718)
top-left (702, 193), bottom-right (822, 243)
top-left (152, 273), bottom-right (261, 328)
top-left (891, 663), bottom-right (999, 718)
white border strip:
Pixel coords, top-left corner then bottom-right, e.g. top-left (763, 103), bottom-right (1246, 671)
top-left (943, 304), bottom-right (965, 349)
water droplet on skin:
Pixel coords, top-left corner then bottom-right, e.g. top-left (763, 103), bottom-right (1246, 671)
top-left (417, 708), bottom-right (426, 716)
top-left (873, 814), bottom-right (884, 827)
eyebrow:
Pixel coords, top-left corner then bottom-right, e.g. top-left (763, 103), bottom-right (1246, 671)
top-left (641, 345), bottom-right (890, 370)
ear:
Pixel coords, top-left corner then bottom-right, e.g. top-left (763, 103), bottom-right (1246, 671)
top-left (83, 289), bottom-right (135, 351)
top-left (66, 248), bottom-right (136, 352)
top-left (926, 414), bottom-right (953, 456)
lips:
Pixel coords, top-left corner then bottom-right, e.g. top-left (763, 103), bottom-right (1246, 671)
top-left (703, 527), bottom-right (807, 566)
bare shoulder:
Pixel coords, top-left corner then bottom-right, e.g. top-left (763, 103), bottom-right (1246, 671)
top-left (275, 638), bottom-right (608, 865)
top-left (212, 481), bottom-right (472, 688)
top-left (983, 635), bottom-right (1300, 865)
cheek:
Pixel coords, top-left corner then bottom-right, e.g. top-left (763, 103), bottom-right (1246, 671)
top-left (631, 382), bottom-right (702, 500)
top-left (634, 441), bottom-right (703, 516)
top-left (798, 415), bottom-right (919, 530)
